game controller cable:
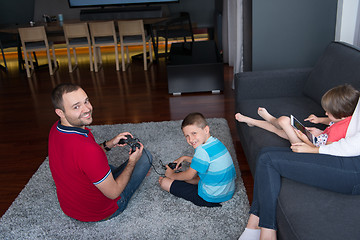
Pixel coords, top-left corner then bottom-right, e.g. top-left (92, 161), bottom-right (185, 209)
top-left (119, 135), bottom-right (180, 176)
top-left (145, 152), bottom-right (182, 176)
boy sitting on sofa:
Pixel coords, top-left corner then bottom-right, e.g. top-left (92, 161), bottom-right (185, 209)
top-left (158, 112), bottom-right (236, 207)
top-left (235, 84), bottom-right (359, 147)
top-left (236, 84), bottom-right (360, 240)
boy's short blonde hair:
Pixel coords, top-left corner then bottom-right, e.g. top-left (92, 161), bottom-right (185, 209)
top-left (181, 112), bottom-right (208, 129)
top-left (321, 84), bottom-right (359, 119)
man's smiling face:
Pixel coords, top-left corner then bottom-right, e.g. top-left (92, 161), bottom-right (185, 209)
top-left (56, 88), bottom-right (93, 128)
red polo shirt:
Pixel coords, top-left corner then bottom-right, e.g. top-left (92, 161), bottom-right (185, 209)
top-left (48, 121), bottom-right (119, 222)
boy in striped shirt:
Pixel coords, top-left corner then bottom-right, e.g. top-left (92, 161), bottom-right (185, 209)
top-left (159, 112), bottom-right (236, 207)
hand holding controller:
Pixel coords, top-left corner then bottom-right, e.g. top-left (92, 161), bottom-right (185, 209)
top-left (118, 135), bottom-right (141, 153)
top-left (168, 162), bottom-right (182, 170)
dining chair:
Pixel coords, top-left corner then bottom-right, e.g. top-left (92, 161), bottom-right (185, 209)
top-left (88, 21), bottom-right (119, 72)
top-left (63, 22), bottom-right (93, 72)
top-left (153, 12), bottom-right (194, 60)
top-left (18, 26), bottom-right (57, 78)
top-left (118, 19), bottom-right (153, 71)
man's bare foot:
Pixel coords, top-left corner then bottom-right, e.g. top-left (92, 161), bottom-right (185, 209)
top-left (258, 107), bottom-right (276, 122)
top-left (146, 169), bottom-right (151, 176)
top-left (235, 113), bottom-right (254, 127)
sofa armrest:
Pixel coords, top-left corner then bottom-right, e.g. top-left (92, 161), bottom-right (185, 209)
top-left (234, 68), bottom-right (312, 100)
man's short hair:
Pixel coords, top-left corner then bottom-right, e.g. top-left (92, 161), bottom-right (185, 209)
top-left (51, 83), bottom-right (81, 111)
top-left (321, 84), bottom-right (359, 119)
top-left (181, 112), bottom-right (208, 129)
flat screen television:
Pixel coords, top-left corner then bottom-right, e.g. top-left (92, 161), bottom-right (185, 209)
top-left (68, 0), bottom-right (179, 8)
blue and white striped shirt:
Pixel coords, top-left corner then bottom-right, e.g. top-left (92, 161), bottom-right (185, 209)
top-left (190, 136), bottom-right (236, 203)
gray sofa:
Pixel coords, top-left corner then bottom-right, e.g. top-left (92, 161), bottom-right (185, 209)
top-left (234, 41), bottom-right (360, 240)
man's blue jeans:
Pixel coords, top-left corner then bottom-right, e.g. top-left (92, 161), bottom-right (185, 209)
top-left (107, 149), bottom-right (152, 219)
top-left (250, 147), bottom-right (360, 230)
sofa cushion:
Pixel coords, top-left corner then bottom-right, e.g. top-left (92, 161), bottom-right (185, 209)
top-left (236, 96), bottom-right (324, 175)
top-left (235, 68), bottom-right (311, 100)
top-left (277, 178), bottom-right (360, 240)
top-left (303, 42), bottom-right (360, 104)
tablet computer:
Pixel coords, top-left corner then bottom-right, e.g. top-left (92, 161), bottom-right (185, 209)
top-left (290, 115), bottom-right (316, 144)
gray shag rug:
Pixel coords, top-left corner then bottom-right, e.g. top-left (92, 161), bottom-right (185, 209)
top-left (0, 118), bottom-right (249, 240)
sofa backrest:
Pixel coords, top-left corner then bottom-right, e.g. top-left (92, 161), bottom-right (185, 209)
top-left (303, 41), bottom-right (360, 104)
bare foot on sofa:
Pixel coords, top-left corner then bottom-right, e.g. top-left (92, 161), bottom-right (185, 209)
top-left (258, 107), bottom-right (276, 122)
top-left (235, 113), bottom-right (255, 127)
top-left (258, 107), bottom-right (286, 130)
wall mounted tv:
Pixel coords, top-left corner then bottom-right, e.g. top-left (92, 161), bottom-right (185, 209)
top-left (68, 0), bottom-right (180, 8)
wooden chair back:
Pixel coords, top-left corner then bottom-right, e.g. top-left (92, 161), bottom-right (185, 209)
top-left (18, 26), bottom-right (49, 48)
top-left (63, 23), bottom-right (90, 41)
top-left (88, 21), bottom-right (117, 40)
top-left (118, 19), bottom-right (145, 37)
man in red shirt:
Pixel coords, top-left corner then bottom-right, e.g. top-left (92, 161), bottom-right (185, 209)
top-left (48, 83), bottom-right (152, 222)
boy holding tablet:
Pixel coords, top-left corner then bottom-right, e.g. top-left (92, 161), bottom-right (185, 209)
top-left (235, 84), bottom-right (359, 146)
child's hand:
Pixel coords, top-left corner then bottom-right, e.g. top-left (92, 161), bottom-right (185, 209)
top-left (304, 114), bottom-right (320, 124)
top-left (175, 156), bottom-right (192, 164)
top-left (305, 127), bottom-right (323, 137)
top-left (294, 129), bottom-right (310, 143)
top-left (165, 166), bottom-right (175, 179)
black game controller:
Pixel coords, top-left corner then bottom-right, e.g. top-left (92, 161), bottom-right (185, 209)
top-left (168, 162), bottom-right (182, 170)
top-left (119, 135), bottom-right (141, 153)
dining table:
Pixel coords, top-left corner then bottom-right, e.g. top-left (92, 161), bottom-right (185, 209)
top-left (0, 17), bottom-right (168, 72)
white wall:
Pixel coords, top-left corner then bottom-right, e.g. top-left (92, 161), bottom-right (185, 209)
top-left (336, 0), bottom-right (360, 44)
